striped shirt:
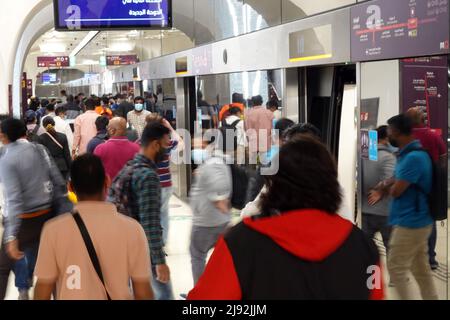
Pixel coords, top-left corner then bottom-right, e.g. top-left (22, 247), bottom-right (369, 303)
top-left (157, 140), bottom-right (179, 188)
top-left (130, 154), bottom-right (166, 265)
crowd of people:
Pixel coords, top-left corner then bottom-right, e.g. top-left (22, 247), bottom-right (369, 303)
top-left (0, 88), bottom-right (444, 300)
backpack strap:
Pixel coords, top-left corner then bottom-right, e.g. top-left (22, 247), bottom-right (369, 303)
top-left (45, 132), bottom-right (64, 150)
top-left (230, 119), bottom-right (241, 128)
top-left (72, 210), bottom-right (112, 300)
top-left (32, 125), bottom-right (40, 135)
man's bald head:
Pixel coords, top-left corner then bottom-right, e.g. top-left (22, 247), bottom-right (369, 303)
top-left (108, 117), bottom-right (127, 137)
top-left (405, 107), bottom-right (425, 126)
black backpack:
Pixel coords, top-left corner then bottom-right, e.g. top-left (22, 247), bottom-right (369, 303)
top-left (229, 164), bottom-right (249, 210)
top-left (405, 148), bottom-right (447, 221)
top-left (26, 125), bottom-right (40, 143)
top-left (219, 119), bottom-right (241, 153)
top-left (108, 161), bottom-right (151, 221)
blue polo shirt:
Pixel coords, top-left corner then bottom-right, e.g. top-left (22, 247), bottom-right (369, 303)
top-left (389, 140), bottom-right (433, 228)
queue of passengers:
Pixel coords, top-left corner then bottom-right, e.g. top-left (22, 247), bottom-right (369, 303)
top-left (0, 89), bottom-right (443, 300)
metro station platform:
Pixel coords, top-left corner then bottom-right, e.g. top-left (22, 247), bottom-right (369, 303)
top-left (3, 196), bottom-right (448, 300)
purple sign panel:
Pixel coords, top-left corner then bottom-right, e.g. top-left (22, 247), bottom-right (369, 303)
top-left (351, 0), bottom-right (449, 61)
top-left (37, 56), bottom-right (70, 68)
top-left (401, 56), bottom-right (448, 139)
top-left (106, 55), bottom-right (138, 66)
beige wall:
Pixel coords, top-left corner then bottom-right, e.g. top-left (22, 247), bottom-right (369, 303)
top-left (0, 0), bottom-right (52, 114)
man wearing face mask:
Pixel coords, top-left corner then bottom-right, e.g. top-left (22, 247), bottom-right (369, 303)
top-left (371, 114), bottom-right (437, 300)
top-left (110, 122), bottom-right (174, 300)
top-left (127, 97), bottom-right (151, 139)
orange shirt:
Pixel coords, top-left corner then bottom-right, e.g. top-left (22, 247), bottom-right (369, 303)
top-left (219, 103), bottom-right (245, 121)
top-left (95, 106), bottom-right (113, 119)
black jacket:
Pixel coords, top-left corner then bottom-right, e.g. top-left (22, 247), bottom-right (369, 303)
top-left (188, 209), bottom-right (383, 300)
top-left (38, 132), bottom-right (72, 178)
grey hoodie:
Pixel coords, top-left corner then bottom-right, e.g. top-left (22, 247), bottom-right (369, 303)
top-left (361, 144), bottom-right (397, 216)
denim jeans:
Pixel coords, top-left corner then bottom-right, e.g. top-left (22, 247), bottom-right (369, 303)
top-left (151, 265), bottom-right (174, 300)
top-left (13, 244), bottom-right (39, 290)
top-left (160, 186), bottom-right (172, 245)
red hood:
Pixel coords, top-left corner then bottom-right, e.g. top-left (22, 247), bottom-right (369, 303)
top-left (243, 209), bottom-right (353, 262)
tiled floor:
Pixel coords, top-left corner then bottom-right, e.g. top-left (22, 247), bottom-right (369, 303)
top-left (2, 196), bottom-right (449, 300)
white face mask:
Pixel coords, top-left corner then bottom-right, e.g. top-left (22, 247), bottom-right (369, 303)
top-left (135, 103), bottom-right (144, 112)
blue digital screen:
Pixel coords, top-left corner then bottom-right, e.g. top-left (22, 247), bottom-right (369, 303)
top-left (368, 130), bottom-right (378, 162)
top-left (42, 73), bottom-right (57, 84)
top-left (54, 0), bottom-right (172, 30)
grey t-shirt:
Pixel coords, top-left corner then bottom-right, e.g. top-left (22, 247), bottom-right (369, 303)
top-left (361, 145), bottom-right (396, 216)
top-left (189, 153), bottom-right (232, 227)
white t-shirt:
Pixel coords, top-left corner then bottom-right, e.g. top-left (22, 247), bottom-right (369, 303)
top-left (225, 115), bottom-right (246, 147)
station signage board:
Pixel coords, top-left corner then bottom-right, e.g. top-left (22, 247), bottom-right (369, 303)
top-left (351, 0), bottom-right (450, 61)
top-left (54, 0), bottom-right (172, 30)
top-left (193, 46), bottom-right (213, 75)
top-left (401, 56), bottom-right (448, 139)
top-left (37, 56), bottom-right (70, 68)
top-left (106, 55), bottom-right (139, 66)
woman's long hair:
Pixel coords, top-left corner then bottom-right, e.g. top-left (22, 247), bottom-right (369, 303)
top-left (259, 136), bottom-right (342, 217)
top-left (43, 117), bottom-right (57, 138)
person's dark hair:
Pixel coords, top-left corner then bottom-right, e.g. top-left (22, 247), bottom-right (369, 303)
top-left (46, 103), bottom-right (55, 112)
top-left (116, 93), bottom-right (125, 100)
top-left (60, 90), bottom-right (67, 96)
top-left (275, 118), bottom-right (294, 134)
top-left (232, 93), bottom-right (244, 104)
top-left (251, 95), bottom-right (263, 107)
top-left (41, 99), bottom-right (49, 107)
top-left (95, 116), bottom-right (109, 131)
top-left (283, 123), bottom-right (321, 141)
top-left (84, 98), bottom-right (96, 110)
top-left (377, 125), bottom-right (388, 141)
top-left (267, 100), bottom-right (279, 110)
top-left (0, 118), bottom-right (27, 143)
top-left (387, 114), bottom-right (412, 136)
top-left (43, 116), bottom-right (55, 128)
top-left (134, 96), bottom-right (144, 104)
top-left (0, 115), bottom-right (10, 123)
top-left (70, 154), bottom-right (106, 197)
top-left (43, 117), bottom-right (57, 137)
top-left (260, 137), bottom-right (342, 217)
top-left (55, 105), bottom-right (66, 116)
top-left (101, 96), bottom-right (109, 105)
top-left (29, 99), bottom-right (41, 111)
top-left (66, 95), bottom-right (74, 103)
top-left (141, 122), bottom-right (171, 148)
top-left (229, 107), bottom-right (241, 116)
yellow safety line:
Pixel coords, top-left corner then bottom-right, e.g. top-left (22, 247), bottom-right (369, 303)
top-left (289, 53), bottom-right (332, 63)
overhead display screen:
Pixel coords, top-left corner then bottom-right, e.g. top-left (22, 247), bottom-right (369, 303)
top-left (351, 0), bottom-right (449, 61)
top-left (54, 0), bottom-right (172, 30)
top-left (42, 73), bottom-right (57, 84)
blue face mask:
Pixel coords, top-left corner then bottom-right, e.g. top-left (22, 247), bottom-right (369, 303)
top-left (191, 149), bottom-right (208, 164)
top-left (135, 103), bottom-right (144, 112)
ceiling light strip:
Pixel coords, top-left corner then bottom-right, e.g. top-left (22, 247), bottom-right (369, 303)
top-left (70, 31), bottom-right (99, 58)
